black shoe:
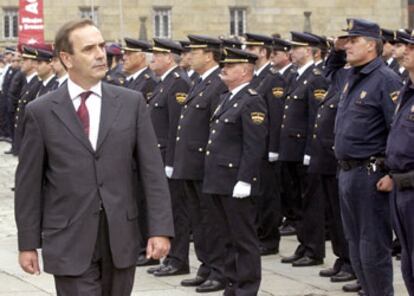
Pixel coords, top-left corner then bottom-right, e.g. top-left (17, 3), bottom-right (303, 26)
top-left (153, 264), bottom-right (190, 277)
top-left (281, 253), bottom-right (302, 263)
top-left (136, 254), bottom-right (160, 266)
top-left (181, 276), bottom-right (206, 287)
top-left (342, 281), bottom-right (361, 293)
top-left (319, 267), bottom-right (339, 277)
top-left (331, 271), bottom-right (356, 283)
top-left (292, 256), bottom-right (323, 267)
top-left (147, 264), bottom-right (163, 274)
top-left (279, 224), bottom-right (296, 236)
top-left (195, 280), bottom-right (225, 293)
top-left (260, 246), bottom-right (278, 256)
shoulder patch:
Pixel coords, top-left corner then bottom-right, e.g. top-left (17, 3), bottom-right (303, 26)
top-left (248, 88), bottom-right (258, 95)
top-left (175, 92), bottom-right (187, 104)
top-left (313, 68), bottom-right (322, 76)
top-left (174, 72), bottom-right (180, 78)
top-left (390, 91), bottom-right (400, 103)
top-left (314, 89), bottom-right (327, 101)
top-left (251, 112), bottom-right (265, 125)
top-left (272, 87), bottom-right (284, 98)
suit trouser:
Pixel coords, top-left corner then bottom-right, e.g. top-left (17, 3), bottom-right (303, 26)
top-left (183, 180), bottom-right (225, 281)
top-left (257, 161), bottom-right (281, 249)
top-left (54, 211), bottom-right (136, 296)
top-left (280, 161), bottom-right (305, 227)
top-left (164, 179), bottom-right (190, 268)
top-left (391, 189), bottom-right (414, 295)
top-left (338, 167), bottom-right (393, 296)
top-left (211, 194), bottom-right (261, 296)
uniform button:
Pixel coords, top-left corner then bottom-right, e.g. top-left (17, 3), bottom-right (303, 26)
top-left (184, 105), bottom-right (188, 109)
top-left (180, 115), bottom-right (184, 119)
top-left (208, 140), bottom-right (212, 144)
top-left (293, 95), bottom-right (298, 99)
top-left (287, 96), bottom-right (290, 99)
top-left (281, 124), bottom-right (285, 128)
top-left (196, 104), bottom-right (200, 108)
top-left (314, 124), bottom-right (318, 128)
top-left (17, 108), bottom-right (20, 112)
top-left (283, 115), bottom-right (286, 119)
top-left (233, 103), bottom-right (238, 108)
top-left (229, 163), bottom-right (233, 168)
top-left (157, 144), bottom-right (161, 148)
top-left (206, 150), bottom-right (210, 155)
top-left (285, 105), bottom-right (289, 109)
top-left (14, 124), bottom-right (17, 128)
top-left (296, 133), bottom-right (301, 138)
top-left (212, 130), bottom-right (216, 134)
top-left (154, 103), bottom-right (159, 107)
top-left (177, 125), bottom-right (181, 130)
top-left (215, 119), bottom-right (219, 123)
top-left (317, 114), bottom-right (321, 118)
top-left (253, 177), bottom-right (257, 182)
top-left (321, 105), bottom-right (324, 109)
top-left (176, 137), bottom-right (180, 141)
top-left (313, 134), bottom-right (317, 139)
top-left (224, 118), bottom-right (229, 123)
top-left (198, 148), bottom-right (203, 152)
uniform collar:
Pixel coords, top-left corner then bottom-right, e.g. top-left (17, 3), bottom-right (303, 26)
top-left (278, 63), bottom-right (292, 75)
top-left (200, 65), bottom-right (219, 81)
top-left (42, 74), bottom-right (54, 86)
top-left (297, 60), bottom-right (314, 78)
top-left (254, 61), bottom-right (270, 76)
top-left (26, 72), bottom-right (37, 83)
top-left (229, 82), bottom-right (249, 100)
top-left (359, 57), bottom-right (383, 75)
top-left (160, 65), bottom-right (178, 81)
top-left (127, 66), bottom-right (147, 80)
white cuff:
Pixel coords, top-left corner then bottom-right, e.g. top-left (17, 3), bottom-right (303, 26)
top-left (303, 155), bottom-right (311, 166)
top-left (165, 166), bottom-right (174, 178)
top-left (232, 181), bottom-right (251, 198)
top-left (268, 152), bottom-right (279, 162)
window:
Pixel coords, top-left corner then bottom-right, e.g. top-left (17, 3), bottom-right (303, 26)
top-left (79, 7), bottom-right (99, 26)
top-left (3, 8), bottom-right (18, 39)
top-left (153, 7), bottom-right (171, 38)
top-left (230, 7), bottom-right (246, 36)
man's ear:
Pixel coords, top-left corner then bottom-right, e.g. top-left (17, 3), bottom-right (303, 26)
top-left (59, 52), bottom-right (72, 70)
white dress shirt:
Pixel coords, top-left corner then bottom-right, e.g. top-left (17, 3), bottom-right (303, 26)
top-left (200, 65), bottom-right (219, 81)
top-left (68, 78), bottom-right (102, 150)
top-left (229, 82), bottom-right (250, 100)
top-left (57, 74), bottom-right (68, 87)
top-left (254, 61), bottom-right (271, 77)
top-left (126, 66), bottom-right (148, 81)
top-left (296, 60), bottom-right (314, 79)
top-left (278, 63), bottom-right (292, 75)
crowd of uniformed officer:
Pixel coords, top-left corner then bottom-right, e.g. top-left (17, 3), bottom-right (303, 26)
top-left (1, 16), bottom-right (414, 296)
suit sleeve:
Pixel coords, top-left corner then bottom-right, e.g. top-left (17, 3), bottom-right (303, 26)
top-left (237, 95), bottom-right (268, 183)
top-left (135, 96), bottom-right (175, 238)
top-left (14, 106), bottom-right (45, 251)
top-left (165, 78), bottom-right (189, 167)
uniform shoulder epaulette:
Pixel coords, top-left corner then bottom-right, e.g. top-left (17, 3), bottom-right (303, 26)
top-left (173, 71), bottom-right (180, 78)
top-left (344, 64), bottom-right (351, 69)
top-left (270, 67), bottom-right (278, 74)
top-left (313, 68), bottom-right (322, 75)
top-left (248, 88), bottom-right (258, 95)
top-left (144, 73), bottom-right (150, 79)
top-left (106, 75), bottom-right (113, 81)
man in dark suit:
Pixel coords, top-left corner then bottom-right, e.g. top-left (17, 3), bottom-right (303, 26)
top-left (203, 47), bottom-right (267, 296)
top-left (122, 38), bottom-right (157, 101)
top-left (172, 34), bottom-right (227, 292)
top-left (15, 19), bottom-right (174, 296)
top-left (146, 38), bottom-right (191, 277)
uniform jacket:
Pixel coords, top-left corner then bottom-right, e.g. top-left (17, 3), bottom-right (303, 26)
top-left (278, 65), bottom-right (329, 162)
top-left (147, 67), bottom-right (190, 167)
top-left (126, 67), bottom-right (158, 101)
top-left (203, 86), bottom-right (268, 196)
top-left (250, 63), bottom-right (272, 90)
top-left (15, 82), bottom-right (174, 276)
top-left (172, 68), bottom-right (227, 180)
top-left (7, 70), bottom-right (25, 113)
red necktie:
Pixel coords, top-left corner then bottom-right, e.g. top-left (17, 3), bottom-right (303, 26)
top-left (77, 91), bottom-right (92, 136)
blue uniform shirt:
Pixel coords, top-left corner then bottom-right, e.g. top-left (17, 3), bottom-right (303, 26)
top-left (334, 56), bottom-right (402, 160)
top-left (386, 80), bottom-right (414, 172)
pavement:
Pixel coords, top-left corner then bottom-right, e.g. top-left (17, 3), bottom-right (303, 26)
top-left (0, 141), bottom-right (407, 295)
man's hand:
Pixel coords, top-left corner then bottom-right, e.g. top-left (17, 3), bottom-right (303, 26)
top-left (19, 250), bottom-right (40, 275)
top-left (146, 236), bottom-right (170, 260)
top-left (334, 37), bottom-right (348, 51)
top-left (376, 175), bottom-right (394, 192)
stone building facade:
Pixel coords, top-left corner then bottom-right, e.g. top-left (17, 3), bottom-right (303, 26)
top-left (0, 0), bottom-right (410, 45)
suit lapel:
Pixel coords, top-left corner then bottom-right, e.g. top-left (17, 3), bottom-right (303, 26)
top-left (96, 83), bottom-right (122, 152)
top-left (213, 87), bottom-right (245, 119)
top-left (51, 86), bottom-right (94, 153)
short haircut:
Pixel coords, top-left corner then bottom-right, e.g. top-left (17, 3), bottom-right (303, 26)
top-left (363, 36), bottom-right (383, 57)
top-left (54, 19), bottom-right (95, 55)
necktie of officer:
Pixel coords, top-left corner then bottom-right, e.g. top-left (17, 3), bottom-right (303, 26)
top-left (77, 91), bottom-right (92, 136)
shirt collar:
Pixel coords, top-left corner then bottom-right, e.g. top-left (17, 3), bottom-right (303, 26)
top-left (399, 66), bottom-right (405, 74)
top-left (297, 60), bottom-right (314, 78)
top-left (386, 57), bottom-right (394, 65)
top-left (42, 74), bottom-right (54, 86)
top-left (26, 72), bottom-right (37, 83)
top-left (57, 73), bottom-right (68, 86)
top-left (254, 61), bottom-right (270, 76)
top-left (127, 67), bottom-right (147, 80)
top-left (67, 78), bottom-right (102, 101)
top-left (160, 65), bottom-right (178, 81)
top-left (187, 69), bottom-right (194, 78)
top-left (200, 65), bottom-right (219, 81)
top-left (314, 60), bottom-right (323, 66)
top-left (229, 82), bottom-right (250, 100)
top-left (278, 63), bottom-right (292, 75)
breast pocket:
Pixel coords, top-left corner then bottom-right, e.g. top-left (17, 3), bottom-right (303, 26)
top-left (189, 100), bottom-right (208, 110)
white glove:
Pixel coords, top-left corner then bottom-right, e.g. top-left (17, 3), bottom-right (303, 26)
top-left (303, 154), bottom-right (311, 166)
top-left (165, 166), bottom-right (174, 178)
top-left (232, 181), bottom-right (251, 198)
top-left (268, 152), bottom-right (279, 162)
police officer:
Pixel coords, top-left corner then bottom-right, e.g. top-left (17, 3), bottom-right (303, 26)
top-left (172, 34), bottom-right (227, 293)
top-left (51, 50), bottom-right (68, 89)
top-left (35, 49), bottom-right (57, 97)
top-left (381, 29), bottom-right (414, 296)
top-left (12, 46), bottom-right (42, 156)
top-left (382, 28), bottom-right (400, 74)
top-left (393, 30), bottom-right (410, 83)
top-left (179, 40), bottom-right (200, 83)
top-left (122, 38), bottom-right (157, 100)
top-left (103, 43), bottom-right (126, 86)
top-left (330, 18), bottom-right (402, 296)
top-left (270, 37), bottom-right (296, 86)
top-left (305, 32), bottom-right (329, 70)
top-left (146, 38), bottom-right (191, 277)
top-left (219, 37), bottom-right (243, 49)
top-left (203, 47), bottom-right (267, 296)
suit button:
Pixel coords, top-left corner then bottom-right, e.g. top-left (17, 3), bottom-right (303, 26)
top-left (206, 150), bottom-right (210, 155)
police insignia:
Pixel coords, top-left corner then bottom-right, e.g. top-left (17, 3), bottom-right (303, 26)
top-left (248, 88), bottom-right (258, 95)
top-left (390, 91), bottom-right (400, 103)
top-left (314, 89), bottom-right (327, 101)
top-left (174, 72), bottom-right (180, 78)
top-left (360, 91), bottom-right (367, 99)
top-left (272, 87), bottom-right (284, 98)
top-left (176, 93), bottom-right (187, 104)
top-left (251, 112), bottom-right (265, 125)
top-left (348, 19), bottom-right (354, 30)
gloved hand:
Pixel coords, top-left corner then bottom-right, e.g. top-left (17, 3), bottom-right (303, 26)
top-left (165, 166), bottom-right (174, 178)
top-left (303, 154), bottom-right (311, 166)
top-left (268, 152), bottom-right (279, 162)
top-left (232, 181), bottom-right (251, 198)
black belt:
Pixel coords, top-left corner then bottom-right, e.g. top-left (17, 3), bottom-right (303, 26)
top-left (338, 159), bottom-right (371, 171)
top-left (391, 171), bottom-right (414, 191)
top-left (339, 156), bottom-right (386, 173)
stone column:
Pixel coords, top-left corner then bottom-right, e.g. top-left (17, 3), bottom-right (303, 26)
top-left (304, 11), bottom-right (312, 33)
top-left (139, 16), bottom-right (148, 40)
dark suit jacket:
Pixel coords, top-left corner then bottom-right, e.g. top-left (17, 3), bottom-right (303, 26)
top-left (172, 68), bottom-right (227, 180)
top-left (127, 67), bottom-right (158, 101)
top-left (203, 87), bottom-right (268, 196)
top-left (147, 67), bottom-right (190, 167)
top-left (15, 82), bottom-right (174, 276)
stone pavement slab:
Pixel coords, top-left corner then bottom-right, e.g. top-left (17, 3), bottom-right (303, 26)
top-left (0, 142), bottom-right (408, 295)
